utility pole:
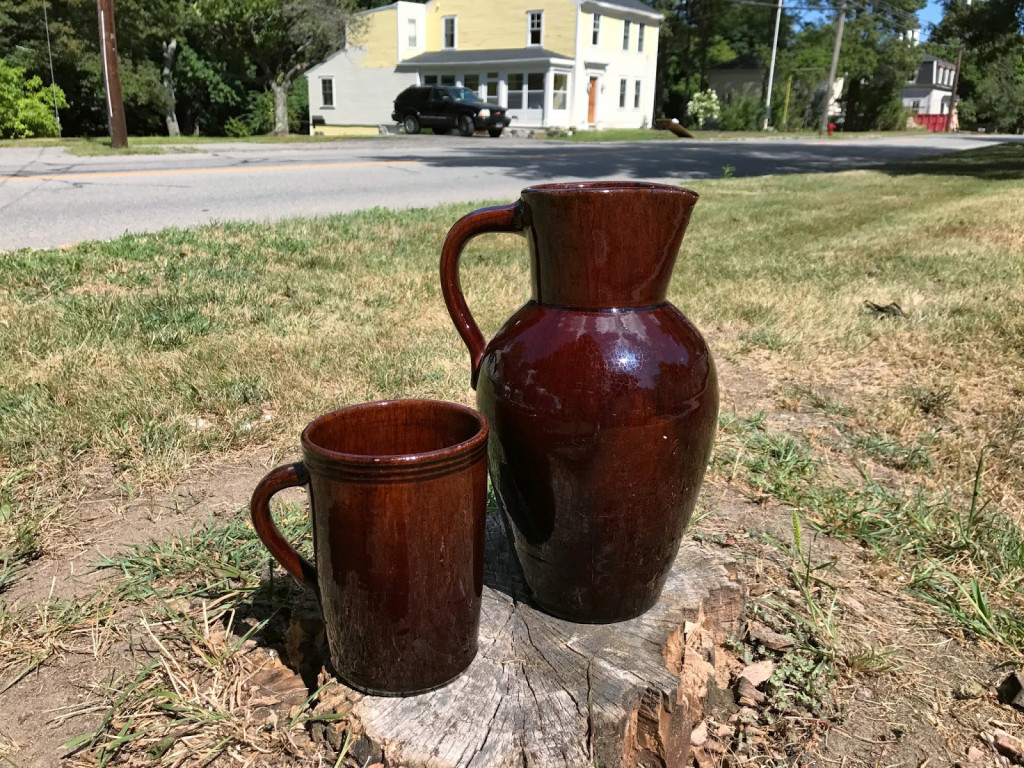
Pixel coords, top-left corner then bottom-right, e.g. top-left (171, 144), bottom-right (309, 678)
top-left (819, 0), bottom-right (847, 135)
top-left (763, 0), bottom-right (783, 130)
top-left (96, 0), bottom-right (127, 148)
top-left (946, 44), bottom-right (963, 132)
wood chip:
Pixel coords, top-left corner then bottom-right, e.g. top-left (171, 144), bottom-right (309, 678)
top-left (992, 730), bottom-right (1024, 764)
top-left (690, 721), bottom-right (708, 748)
top-left (747, 621), bottom-right (796, 652)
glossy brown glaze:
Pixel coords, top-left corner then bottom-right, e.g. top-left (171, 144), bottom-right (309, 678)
top-left (250, 399), bottom-right (488, 695)
top-left (441, 182), bottom-right (717, 623)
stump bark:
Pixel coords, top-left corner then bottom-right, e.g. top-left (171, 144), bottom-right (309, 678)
top-left (333, 515), bottom-right (745, 768)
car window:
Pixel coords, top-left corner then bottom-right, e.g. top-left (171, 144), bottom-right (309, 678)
top-left (446, 87), bottom-right (477, 103)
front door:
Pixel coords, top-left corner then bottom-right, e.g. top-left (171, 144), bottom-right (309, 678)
top-left (588, 77), bottom-right (598, 123)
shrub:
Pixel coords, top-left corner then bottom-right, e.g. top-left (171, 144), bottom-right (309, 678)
top-left (0, 59), bottom-right (67, 138)
top-left (719, 95), bottom-right (764, 131)
top-left (686, 89), bottom-right (721, 129)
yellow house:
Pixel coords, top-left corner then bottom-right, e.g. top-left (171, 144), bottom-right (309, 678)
top-left (306, 0), bottom-right (663, 132)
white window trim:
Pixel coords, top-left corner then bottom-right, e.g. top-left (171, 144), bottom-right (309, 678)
top-left (634, 79), bottom-right (641, 109)
top-left (443, 15), bottom-right (457, 50)
top-left (407, 18), bottom-right (418, 48)
top-left (622, 20), bottom-right (631, 51)
top-left (638, 23), bottom-right (645, 52)
top-left (619, 77), bottom-right (627, 109)
top-left (320, 76), bottom-right (334, 109)
top-left (527, 10), bottom-right (543, 48)
top-left (592, 13), bottom-right (601, 46)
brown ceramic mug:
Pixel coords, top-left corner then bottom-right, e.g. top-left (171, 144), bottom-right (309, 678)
top-left (250, 399), bottom-right (489, 695)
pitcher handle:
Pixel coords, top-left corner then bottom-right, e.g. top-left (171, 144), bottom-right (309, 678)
top-left (440, 202), bottom-right (525, 389)
top-left (250, 462), bottom-right (319, 598)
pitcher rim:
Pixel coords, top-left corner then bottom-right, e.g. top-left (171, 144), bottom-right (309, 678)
top-left (521, 181), bottom-right (698, 200)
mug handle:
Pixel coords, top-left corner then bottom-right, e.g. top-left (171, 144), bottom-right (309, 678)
top-left (440, 202), bottom-right (525, 389)
top-left (250, 462), bottom-right (320, 598)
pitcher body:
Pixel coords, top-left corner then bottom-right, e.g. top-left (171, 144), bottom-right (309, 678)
top-left (442, 182), bottom-right (718, 623)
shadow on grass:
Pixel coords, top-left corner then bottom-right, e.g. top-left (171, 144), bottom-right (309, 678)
top-left (882, 141), bottom-right (1024, 180)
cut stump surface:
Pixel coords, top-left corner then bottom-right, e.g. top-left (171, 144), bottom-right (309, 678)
top-left (335, 516), bottom-right (745, 767)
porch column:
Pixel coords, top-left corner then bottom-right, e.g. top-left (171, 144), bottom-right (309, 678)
top-left (543, 69), bottom-right (554, 127)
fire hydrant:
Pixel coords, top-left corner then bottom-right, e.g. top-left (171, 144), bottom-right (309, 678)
top-left (828, 122), bottom-right (836, 136)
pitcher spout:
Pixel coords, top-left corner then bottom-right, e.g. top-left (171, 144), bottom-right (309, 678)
top-left (520, 181), bottom-right (698, 309)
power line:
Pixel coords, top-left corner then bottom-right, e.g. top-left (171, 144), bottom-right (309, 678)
top-left (42, 0), bottom-right (61, 136)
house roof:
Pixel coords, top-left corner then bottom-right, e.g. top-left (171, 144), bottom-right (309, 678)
top-left (582, 0), bottom-right (664, 22)
top-left (921, 53), bottom-right (956, 68)
top-left (711, 54), bottom-right (763, 72)
top-left (396, 48), bottom-right (575, 70)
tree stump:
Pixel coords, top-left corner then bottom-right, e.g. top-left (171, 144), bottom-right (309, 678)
top-left (329, 515), bottom-right (745, 768)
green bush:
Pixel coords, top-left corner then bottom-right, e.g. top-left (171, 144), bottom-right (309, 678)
top-left (223, 116), bottom-right (251, 137)
top-left (719, 95), bottom-right (764, 131)
top-left (0, 58), bottom-right (67, 138)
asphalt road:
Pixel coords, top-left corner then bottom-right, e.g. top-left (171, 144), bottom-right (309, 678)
top-left (0, 132), bottom-right (1003, 251)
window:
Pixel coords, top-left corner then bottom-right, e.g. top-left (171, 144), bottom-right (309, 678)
top-left (638, 24), bottom-right (645, 52)
top-left (911, 99), bottom-right (921, 112)
top-left (527, 73), bottom-right (544, 108)
top-left (423, 74), bottom-right (438, 85)
top-left (485, 72), bottom-right (500, 104)
top-left (443, 16), bottom-right (456, 49)
top-left (463, 73), bottom-right (480, 95)
top-left (619, 78), bottom-right (627, 108)
top-left (553, 73), bottom-right (568, 109)
top-left (321, 77), bottom-right (334, 108)
top-left (634, 80), bottom-right (641, 109)
top-left (622, 20), bottom-right (631, 50)
top-left (528, 11), bottom-right (543, 46)
top-left (407, 19), bottom-right (417, 47)
top-left (508, 73), bottom-right (524, 109)
top-left (441, 74), bottom-right (455, 86)
top-left (592, 14), bottom-right (601, 45)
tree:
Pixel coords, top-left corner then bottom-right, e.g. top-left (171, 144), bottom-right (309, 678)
top-left (929, 0), bottom-right (1024, 132)
top-left (652, 0), bottom-right (796, 123)
top-left (0, 57), bottom-right (67, 137)
top-left (194, 0), bottom-right (359, 135)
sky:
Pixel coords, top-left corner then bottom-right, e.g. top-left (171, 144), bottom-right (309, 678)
top-left (918, 0), bottom-right (946, 37)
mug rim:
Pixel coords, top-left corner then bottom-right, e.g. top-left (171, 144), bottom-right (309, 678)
top-left (521, 180), bottom-right (699, 201)
top-left (300, 398), bottom-right (488, 470)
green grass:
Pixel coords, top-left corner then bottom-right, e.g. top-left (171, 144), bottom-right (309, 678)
top-left (543, 127), bottom-right (933, 142)
top-left (718, 413), bottom-right (1024, 652)
top-left (0, 134), bottom-right (366, 156)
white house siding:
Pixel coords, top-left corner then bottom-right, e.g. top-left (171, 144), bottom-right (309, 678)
top-left (572, 1), bottom-right (660, 130)
top-left (307, 3), bottom-right (425, 129)
top-left (308, 49), bottom-right (418, 128)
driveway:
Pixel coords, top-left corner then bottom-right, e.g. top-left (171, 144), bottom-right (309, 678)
top-left (0, 133), bottom-right (1005, 251)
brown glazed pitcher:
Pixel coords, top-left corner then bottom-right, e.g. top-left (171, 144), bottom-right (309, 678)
top-left (250, 399), bottom-right (488, 695)
top-left (441, 182), bottom-right (718, 623)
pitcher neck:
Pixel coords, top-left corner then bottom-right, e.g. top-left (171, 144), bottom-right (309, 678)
top-left (520, 182), bottom-right (698, 310)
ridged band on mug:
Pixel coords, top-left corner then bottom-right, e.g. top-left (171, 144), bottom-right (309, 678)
top-left (302, 437), bottom-right (487, 484)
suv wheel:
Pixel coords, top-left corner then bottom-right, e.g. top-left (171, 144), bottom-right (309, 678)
top-left (458, 115), bottom-right (475, 137)
top-left (403, 114), bottom-right (421, 135)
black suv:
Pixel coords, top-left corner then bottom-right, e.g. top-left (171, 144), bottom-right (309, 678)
top-left (392, 86), bottom-right (511, 138)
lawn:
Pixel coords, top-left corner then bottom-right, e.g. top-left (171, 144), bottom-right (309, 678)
top-left (1, 143), bottom-right (1022, 766)
top-left (543, 126), bottom-right (927, 141)
top-left (0, 133), bottom-right (371, 156)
